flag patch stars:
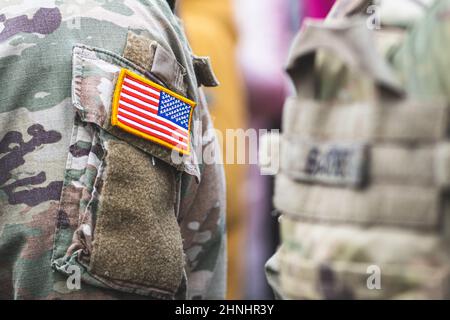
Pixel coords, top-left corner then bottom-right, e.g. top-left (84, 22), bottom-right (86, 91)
top-left (158, 92), bottom-right (192, 130)
top-left (111, 68), bottom-right (196, 155)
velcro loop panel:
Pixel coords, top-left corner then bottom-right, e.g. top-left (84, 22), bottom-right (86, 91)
top-left (123, 30), bottom-right (187, 96)
top-left (90, 140), bottom-right (184, 297)
top-left (123, 31), bottom-right (157, 72)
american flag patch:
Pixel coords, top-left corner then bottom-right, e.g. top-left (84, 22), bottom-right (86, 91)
top-left (111, 68), bottom-right (196, 155)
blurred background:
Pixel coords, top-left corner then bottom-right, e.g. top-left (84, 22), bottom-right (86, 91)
top-left (178, 0), bottom-right (336, 299)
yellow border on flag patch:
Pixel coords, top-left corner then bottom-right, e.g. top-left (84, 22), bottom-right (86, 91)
top-left (111, 68), bottom-right (196, 155)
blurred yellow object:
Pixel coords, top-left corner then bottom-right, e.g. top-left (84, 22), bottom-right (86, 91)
top-left (180, 0), bottom-right (249, 299)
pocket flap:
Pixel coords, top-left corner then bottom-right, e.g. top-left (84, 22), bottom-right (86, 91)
top-left (71, 44), bottom-right (200, 180)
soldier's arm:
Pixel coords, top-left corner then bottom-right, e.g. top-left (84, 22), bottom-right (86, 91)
top-left (178, 90), bottom-right (227, 300)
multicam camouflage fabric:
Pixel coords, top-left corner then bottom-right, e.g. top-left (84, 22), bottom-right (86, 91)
top-left (0, 0), bottom-right (226, 299)
top-left (390, 0), bottom-right (450, 102)
top-left (264, 0), bottom-right (450, 300)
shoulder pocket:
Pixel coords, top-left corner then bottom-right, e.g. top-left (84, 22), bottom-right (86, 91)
top-left (51, 44), bottom-right (195, 299)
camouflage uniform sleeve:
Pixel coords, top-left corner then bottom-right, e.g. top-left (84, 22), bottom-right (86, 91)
top-left (179, 90), bottom-right (227, 300)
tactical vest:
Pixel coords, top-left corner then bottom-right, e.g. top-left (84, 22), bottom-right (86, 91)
top-left (262, 19), bottom-right (450, 299)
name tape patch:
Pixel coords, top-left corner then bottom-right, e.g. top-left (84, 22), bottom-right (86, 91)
top-left (283, 138), bottom-right (368, 188)
top-left (111, 68), bottom-right (196, 155)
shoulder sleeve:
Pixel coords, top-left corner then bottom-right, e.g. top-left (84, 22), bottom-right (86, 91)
top-left (178, 89), bottom-right (227, 299)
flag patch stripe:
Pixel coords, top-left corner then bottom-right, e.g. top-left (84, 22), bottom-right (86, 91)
top-left (124, 77), bottom-right (160, 98)
top-left (117, 107), bottom-right (187, 140)
top-left (117, 115), bottom-right (188, 147)
top-left (121, 86), bottom-right (159, 105)
top-left (120, 92), bottom-right (159, 110)
top-left (124, 77), bottom-right (159, 99)
top-left (119, 100), bottom-right (188, 133)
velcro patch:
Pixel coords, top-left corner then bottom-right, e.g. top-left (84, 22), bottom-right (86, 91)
top-left (283, 138), bottom-right (368, 187)
top-left (111, 69), bottom-right (196, 155)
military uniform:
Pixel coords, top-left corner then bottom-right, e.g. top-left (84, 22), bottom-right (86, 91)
top-left (263, 0), bottom-right (450, 299)
top-left (0, 0), bottom-right (226, 299)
